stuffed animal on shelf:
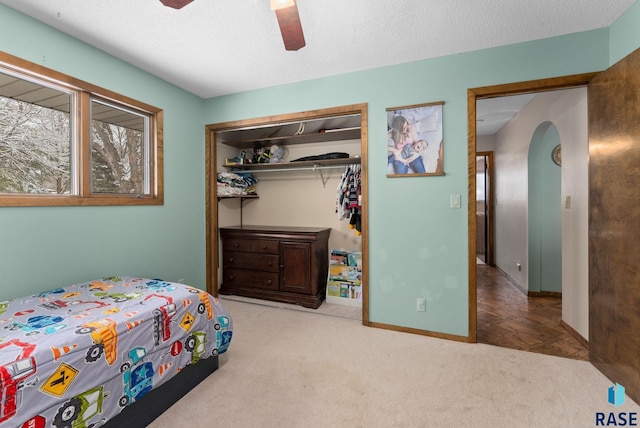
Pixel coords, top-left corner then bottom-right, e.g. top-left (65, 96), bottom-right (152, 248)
top-left (269, 144), bottom-right (286, 163)
top-left (253, 144), bottom-right (271, 163)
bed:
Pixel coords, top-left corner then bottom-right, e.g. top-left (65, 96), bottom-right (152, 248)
top-left (0, 276), bottom-right (232, 427)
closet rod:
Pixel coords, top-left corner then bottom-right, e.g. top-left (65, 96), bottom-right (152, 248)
top-left (230, 164), bottom-right (355, 174)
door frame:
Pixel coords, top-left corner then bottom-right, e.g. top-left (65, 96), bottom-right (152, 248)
top-left (475, 151), bottom-right (494, 266)
top-left (466, 73), bottom-right (598, 342)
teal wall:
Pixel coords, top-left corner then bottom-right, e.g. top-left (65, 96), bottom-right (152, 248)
top-left (204, 30), bottom-right (609, 337)
top-left (610, 1), bottom-right (640, 65)
top-left (528, 123), bottom-right (562, 293)
top-left (2, 1), bottom-right (640, 337)
top-left (0, 5), bottom-right (207, 297)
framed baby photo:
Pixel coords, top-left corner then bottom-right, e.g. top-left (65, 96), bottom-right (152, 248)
top-left (386, 101), bottom-right (445, 177)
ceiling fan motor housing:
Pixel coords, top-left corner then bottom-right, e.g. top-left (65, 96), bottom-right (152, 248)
top-left (160, 0), bottom-right (194, 9)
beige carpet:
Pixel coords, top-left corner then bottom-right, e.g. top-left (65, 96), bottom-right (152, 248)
top-left (219, 294), bottom-right (362, 320)
top-left (149, 298), bottom-right (639, 428)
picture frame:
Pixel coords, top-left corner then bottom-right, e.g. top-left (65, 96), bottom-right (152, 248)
top-left (386, 101), bottom-right (445, 177)
top-left (552, 144), bottom-right (561, 166)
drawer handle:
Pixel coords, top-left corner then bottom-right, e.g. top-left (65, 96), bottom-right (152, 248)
top-left (234, 243), bottom-right (240, 248)
top-left (229, 275), bottom-right (234, 280)
top-left (267, 261), bottom-right (273, 266)
top-left (229, 257), bottom-right (234, 263)
top-left (262, 245), bottom-right (268, 250)
top-left (266, 279), bottom-right (272, 285)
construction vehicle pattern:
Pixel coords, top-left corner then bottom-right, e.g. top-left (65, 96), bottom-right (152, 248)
top-left (142, 280), bottom-right (177, 293)
top-left (186, 287), bottom-right (215, 321)
top-left (215, 316), bottom-right (233, 354)
top-left (152, 303), bottom-right (177, 346)
top-left (142, 294), bottom-right (177, 347)
top-left (118, 347), bottom-right (154, 407)
top-left (0, 276), bottom-right (232, 426)
top-left (36, 288), bottom-right (66, 298)
top-left (93, 292), bottom-right (144, 303)
top-left (75, 319), bottom-right (118, 365)
top-left (52, 386), bottom-right (107, 428)
top-left (184, 331), bottom-right (208, 364)
top-left (4, 315), bottom-right (66, 336)
top-left (0, 339), bottom-right (38, 423)
top-left (39, 300), bottom-right (109, 314)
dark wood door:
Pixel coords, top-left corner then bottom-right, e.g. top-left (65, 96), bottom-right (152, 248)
top-left (589, 46), bottom-right (640, 404)
top-left (280, 242), bottom-right (311, 294)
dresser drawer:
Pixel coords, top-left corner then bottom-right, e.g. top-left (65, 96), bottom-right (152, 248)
top-left (223, 269), bottom-right (279, 291)
top-left (223, 238), bottom-right (279, 254)
top-left (250, 240), bottom-right (279, 254)
top-left (223, 252), bottom-right (279, 273)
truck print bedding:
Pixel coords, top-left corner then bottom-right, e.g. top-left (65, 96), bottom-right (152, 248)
top-left (0, 276), bottom-right (232, 427)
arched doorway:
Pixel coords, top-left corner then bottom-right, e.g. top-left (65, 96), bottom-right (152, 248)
top-left (527, 122), bottom-right (562, 294)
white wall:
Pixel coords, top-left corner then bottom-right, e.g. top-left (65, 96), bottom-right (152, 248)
top-left (493, 87), bottom-right (588, 339)
top-left (552, 90), bottom-right (589, 339)
top-left (477, 135), bottom-right (495, 152)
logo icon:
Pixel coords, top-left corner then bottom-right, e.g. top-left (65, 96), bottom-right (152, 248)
top-left (608, 383), bottom-right (625, 408)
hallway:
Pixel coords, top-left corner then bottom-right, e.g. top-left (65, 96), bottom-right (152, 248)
top-left (476, 264), bottom-right (589, 360)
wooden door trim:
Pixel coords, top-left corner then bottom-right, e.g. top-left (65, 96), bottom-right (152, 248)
top-left (467, 72), bottom-right (599, 343)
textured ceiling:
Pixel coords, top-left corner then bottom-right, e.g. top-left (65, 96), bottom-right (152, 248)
top-left (0, 0), bottom-right (636, 100)
top-left (477, 93), bottom-right (536, 136)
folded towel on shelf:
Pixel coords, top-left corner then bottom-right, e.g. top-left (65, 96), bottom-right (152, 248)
top-left (217, 172), bottom-right (257, 196)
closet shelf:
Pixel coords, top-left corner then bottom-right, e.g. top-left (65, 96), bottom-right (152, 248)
top-left (216, 117), bottom-right (361, 149)
top-left (217, 194), bottom-right (259, 201)
top-left (231, 128), bottom-right (360, 148)
top-left (223, 157), bottom-right (361, 173)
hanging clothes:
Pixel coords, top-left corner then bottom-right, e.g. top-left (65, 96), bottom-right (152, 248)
top-left (336, 164), bottom-right (362, 236)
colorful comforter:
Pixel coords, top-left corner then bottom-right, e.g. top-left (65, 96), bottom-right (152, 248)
top-left (0, 276), bottom-right (232, 427)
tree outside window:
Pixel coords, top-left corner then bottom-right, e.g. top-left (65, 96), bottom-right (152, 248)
top-left (0, 51), bottom-right (163, 206)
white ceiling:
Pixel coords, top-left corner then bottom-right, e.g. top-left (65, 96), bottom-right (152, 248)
top-left (1, 0), bottom-right (636, 102)
top-left (476, 93), bottom-right (536, 135)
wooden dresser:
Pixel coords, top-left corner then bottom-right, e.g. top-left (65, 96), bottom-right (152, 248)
top-left (219, 226), bottom-right (331, 308)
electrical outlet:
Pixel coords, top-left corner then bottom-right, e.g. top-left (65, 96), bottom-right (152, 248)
top-left (417, 297), bottom-right (427, 312)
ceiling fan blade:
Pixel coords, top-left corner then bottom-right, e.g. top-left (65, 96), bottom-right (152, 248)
top-left (159, 0), bottom-right (194, 9)
top-left (275, 4), bottom-right (306, 51)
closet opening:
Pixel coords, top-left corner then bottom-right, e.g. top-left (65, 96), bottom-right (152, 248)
top-left (205, 103), bottom-right (369, 323)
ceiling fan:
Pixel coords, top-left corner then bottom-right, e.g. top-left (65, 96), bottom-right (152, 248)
top-left (159, 0), bottom-right (306, 51)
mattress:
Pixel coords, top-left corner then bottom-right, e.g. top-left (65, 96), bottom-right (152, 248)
top-left (0, 276), bottom-right (232, 427)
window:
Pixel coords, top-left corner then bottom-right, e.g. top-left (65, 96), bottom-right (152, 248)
top-left (0, 72), bottom-right (73, 195)
top-left (90, 98), bottom-right (150, 195)
top-left (0, 51), bottom-right (163, 206)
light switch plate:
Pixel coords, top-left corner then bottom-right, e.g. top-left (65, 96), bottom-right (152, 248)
top-left (450, 194), bottom-right (461, 209)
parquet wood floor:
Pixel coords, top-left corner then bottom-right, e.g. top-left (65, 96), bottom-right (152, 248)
top-left (476, 264), bottom-right (589, 361)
